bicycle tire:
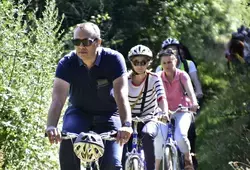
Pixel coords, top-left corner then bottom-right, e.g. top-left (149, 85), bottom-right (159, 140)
top-left (132, 158), bottom-right (139, 170)
top-left (163, 145), bottom-right (182, 170)
top-left (163, 146), bottom-right (174, 170)
top-left (177, 149), bottom-right (184, 170)
top-left (125, 156), bottom-right (144, 170)
top-left (176, 154), bottom-right (182, 170)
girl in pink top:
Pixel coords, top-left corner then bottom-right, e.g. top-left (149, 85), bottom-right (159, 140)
top-left (155, 49), bottom-right (198, 170)
top-left (161, 68), bottom-right (193, 111)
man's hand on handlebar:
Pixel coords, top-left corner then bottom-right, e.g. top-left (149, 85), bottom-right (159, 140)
top-left (45, 126), bottom-right (61, 144)
top-left (116, 126), bottom-right (133, 146)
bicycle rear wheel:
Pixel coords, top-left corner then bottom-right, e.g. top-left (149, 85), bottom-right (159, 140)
top-left (177, 149), bottom-right (184, 170)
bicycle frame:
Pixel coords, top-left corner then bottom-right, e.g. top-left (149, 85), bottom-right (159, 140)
top-left (125, 115), bottom-right (165, 170)
top-left (162, 105), bottom-right (195, 170)
top-left (125, 120), bottom-right (145, 169)
top-left (162, 118), bottom-right (182, 170)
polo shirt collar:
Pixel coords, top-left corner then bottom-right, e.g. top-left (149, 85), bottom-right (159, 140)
top-left (161, 69), bottom-right (181, 83)
top-left (76, 47), bottom-right (103, 67)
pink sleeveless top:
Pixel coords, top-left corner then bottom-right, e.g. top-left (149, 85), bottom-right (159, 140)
top-left (160, 69), bottom-right (192, 111)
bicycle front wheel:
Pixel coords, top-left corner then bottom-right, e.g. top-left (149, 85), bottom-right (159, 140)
top-left (125, 156), bottom-right (144, 170)
top-left (163, 146), bottom-right (174, 170)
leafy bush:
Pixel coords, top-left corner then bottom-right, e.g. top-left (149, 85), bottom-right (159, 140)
top-left (196, 61), bottom-right (250, 170)
top-left (0, 0), bottom-right (64, 169)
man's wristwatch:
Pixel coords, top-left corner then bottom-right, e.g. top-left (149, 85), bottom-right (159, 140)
top-left (122, 121), bottom-right (132, 127)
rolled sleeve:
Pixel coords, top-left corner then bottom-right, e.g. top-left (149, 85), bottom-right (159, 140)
top-left (109, 52), bottom-right (127, 81)
top-left (55, 58), bottom-right (71, 83)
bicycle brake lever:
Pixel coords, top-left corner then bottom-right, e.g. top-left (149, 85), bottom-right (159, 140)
top-left (109, 130), bottom-right (117, 138)
top-left (61, 130), bottom-right (68, 137)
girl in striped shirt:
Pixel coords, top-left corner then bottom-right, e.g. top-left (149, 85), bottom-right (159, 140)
top-left (123, 45), bottom-right (169, 170)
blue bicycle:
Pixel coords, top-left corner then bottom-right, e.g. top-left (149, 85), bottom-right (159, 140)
top-left (161, 105), bottom-right (195, 170)
top-left (124, 115), bottom-right (165, 170)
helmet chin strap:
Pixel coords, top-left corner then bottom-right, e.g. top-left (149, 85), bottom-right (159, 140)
top-left (132, 68), bottom-right (146, 75)
top-left (176, 55), bottom-right (181, 68)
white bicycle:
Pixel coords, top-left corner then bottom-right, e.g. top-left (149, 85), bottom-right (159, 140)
top-left (162, 105), bottom-right (195, 170)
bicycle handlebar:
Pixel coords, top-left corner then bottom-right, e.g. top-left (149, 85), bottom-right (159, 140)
top-left (132, 114), bottom-right (167, 125)
top-left (168, 104), bottom-right (197, 115)
top-left (45, 130), bottom-right (117, 141)
top-left (62, 130), bottom-right (117, 141)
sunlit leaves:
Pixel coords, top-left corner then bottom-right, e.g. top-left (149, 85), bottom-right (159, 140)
top-left (0, 0), bottom-right (63, 169)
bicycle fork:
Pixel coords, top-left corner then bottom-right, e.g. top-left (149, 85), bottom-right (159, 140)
top-left (126, 121), bottom-right (140, 156)
top-left (163, 119), bottom-right (179, 169)
top-left (125, 121), bottom-right (145, 169)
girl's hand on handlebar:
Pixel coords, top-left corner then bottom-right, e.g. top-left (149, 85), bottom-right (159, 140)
top-left (46, 126), bottom-right (61, 144)
top-left (158, 112), bottom-right (170, 123)
top-left (190, 104), bottom-right (199, 112)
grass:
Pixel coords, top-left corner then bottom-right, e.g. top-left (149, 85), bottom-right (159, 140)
top-left (196, 105), bottom-right (250, 170)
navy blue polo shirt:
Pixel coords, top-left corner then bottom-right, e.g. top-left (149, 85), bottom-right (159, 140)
top-left (56, 47), bottom-right (127, 116)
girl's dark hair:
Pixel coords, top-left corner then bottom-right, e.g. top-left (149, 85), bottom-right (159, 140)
top-left (158, 49), bottom-right (176, 58)
top-left (179, 43), bottom-right (197, 66)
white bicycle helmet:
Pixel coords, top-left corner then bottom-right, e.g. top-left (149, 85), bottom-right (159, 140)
top-left (128, 44), bottom-right (153, 61)
top-left (161, 38), bottom-right (179, 49)
top-left (73, 132), bottom-right (104, 163)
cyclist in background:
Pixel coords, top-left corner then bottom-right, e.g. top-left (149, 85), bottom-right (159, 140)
top-left (122, 45), bottom-right (169, 170)
top-left (156, 38), bottom-right (203, 100)
top-left (45, 22), bottom-right (132, 170)
top-left (179, 43), bottom-right (197, 69)
top-left (155, 49), bottom-right (199, 170)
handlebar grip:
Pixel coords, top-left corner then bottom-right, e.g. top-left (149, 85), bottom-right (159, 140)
top-left (44, 130), bottom-right (68, 138)
top-left (61, 131), bottom-right (68, 137)
top-left (110, 132), bottom-right (117, 138)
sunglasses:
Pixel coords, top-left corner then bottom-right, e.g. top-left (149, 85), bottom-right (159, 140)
top-left (159, 49), bottom-right (176, 57)
top-left (72, 38), bottom-right (97, 46)
top-left (132, 60), bottom-right (148, 66)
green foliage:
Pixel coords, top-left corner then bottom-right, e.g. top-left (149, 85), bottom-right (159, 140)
top-left (17, 0), bottom-right (250, 59)
top-left (0, 0), bottom-right (249, 169)
top-left (196, 63), bottom-right (250, 169)
top-left (0, 0), bottom-right (64, 169)
top-left (55, 0), bottom-right (107, 31)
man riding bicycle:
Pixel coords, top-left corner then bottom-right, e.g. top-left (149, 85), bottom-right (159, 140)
top-left (45, 22), bottom-right (132, 170)
top-left (122, 45), bottom-right (169, 170)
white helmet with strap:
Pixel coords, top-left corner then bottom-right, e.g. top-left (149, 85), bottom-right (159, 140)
top-left (128, 44), bottom-right (153, 61)
top-left (161, 38), bottom-right (179, 49)
top-left (73, 132), bottom-right (104, 163)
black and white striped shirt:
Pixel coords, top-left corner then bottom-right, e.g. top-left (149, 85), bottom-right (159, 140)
top-left (128, 71), bottom-right (166, 117)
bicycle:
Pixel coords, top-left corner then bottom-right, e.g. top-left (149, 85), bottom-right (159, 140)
top-left (161, 105), bottom-right (195, 170)
top-left (124, 115), bottom-right (166, 170)
top-left (229, 160), bottom-right (250, 170)
top-left (47, 130), bottom-right (117, 170)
